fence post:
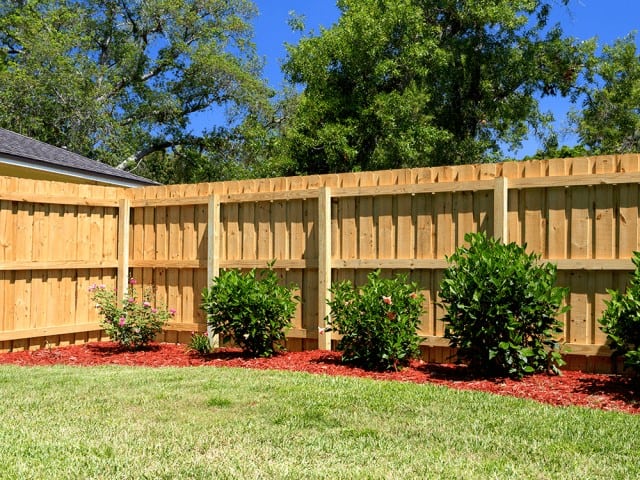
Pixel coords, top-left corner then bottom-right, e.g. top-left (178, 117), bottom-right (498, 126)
top-left (493, 177), bottom-right (508, 242)
top-left (117, 198), bottom-right (131, 305)
top-left (207, 194), bottom-right (221, 348)
top-left (317, 187), bottom-right (332, 350)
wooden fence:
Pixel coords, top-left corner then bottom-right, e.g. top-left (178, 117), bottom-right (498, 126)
top-left (2, 155), bottom-right (640, 371)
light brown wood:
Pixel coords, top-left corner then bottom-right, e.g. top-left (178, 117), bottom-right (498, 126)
top-left (332, 259), bottom-right (449, 269)
top-left (117, 199), bottom-right (131, 304)
top-left (0, 260), bottom-right (119, 270)
top-left (317, 187), bottom-right (332, 351)
top-left (0, 323), bottom-right (102, 341)
top-left (3, 157), bottom-right (640, 370)
top-left (493, 176), bottom-right (508, 242)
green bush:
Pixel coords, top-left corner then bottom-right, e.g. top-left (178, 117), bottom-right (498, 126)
top-left (327, 270), bottom-right (425, 371)
top-left (599, 251), bottom-right (640, 377)
top-left (89, 279), bottom-right (174, 349)
top-left (439, 232), bottom-right (568, 378)
top-left (201, 264), bottom-right (298, 357)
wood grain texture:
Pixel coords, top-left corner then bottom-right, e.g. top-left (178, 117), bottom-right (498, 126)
top-left (1, 159), bottom-right (640, 368)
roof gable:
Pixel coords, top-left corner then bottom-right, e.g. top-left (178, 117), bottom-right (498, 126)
top-left (0, 128), bottom-right (158, 187)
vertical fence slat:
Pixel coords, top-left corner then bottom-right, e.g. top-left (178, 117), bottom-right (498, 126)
top-left (493, 177), bottom-right (508, 242)
top-left (117, 198), bottom-right (131, 305)
top-left (207, 195), bottom-right (221, 347)
top-left (317, 187), bottom-right (332, 351)
top-left (2, 158), bottom-right (640, 368)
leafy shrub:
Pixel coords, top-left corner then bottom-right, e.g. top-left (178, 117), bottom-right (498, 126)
top-left (439, 232), bottom-right (568, 378)
top-left (187, 331), bottom-right (212, 355)
top-left (89, 279), bottom-right (174, 349)
top-left (327, 270), bottom-right (425, 371)
top-left (599, 251), bottom-right (640, 376)
top-left (201, 264), bottom-right (298, 357)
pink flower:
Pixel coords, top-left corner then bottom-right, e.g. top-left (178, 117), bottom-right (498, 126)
top-left (386, 311), bottom-right (397, 321)
top-left (151, 308), bottom-right (158, 314)
top-left (169, 308), bottom-right (176, 315)
top-left (143, 301), bottom-right (151, 308)
top-left (118, 317), bottom-right (126, 326)
top-left (129, 278), bottom-right (137, 285)
top-left (128, 297), bottom-right (135, 303)
top-left (382, 295), bottom-right (393, 305)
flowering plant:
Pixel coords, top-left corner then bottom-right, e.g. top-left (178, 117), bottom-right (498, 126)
top-left (187, 331), bottom-right (212, 355)
top-left (327, 270), bottom-right (425, 371)
top-left (89, 279), bottom-right (174, 349)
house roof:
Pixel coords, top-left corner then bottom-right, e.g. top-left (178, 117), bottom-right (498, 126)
top-left (0, 128), bottom-right (159, 187)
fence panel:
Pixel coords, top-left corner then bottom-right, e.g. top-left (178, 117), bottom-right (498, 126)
top-left (2, 156), bottom-right (640, 370)
top-left (0, 176), bottom-right (121, 351)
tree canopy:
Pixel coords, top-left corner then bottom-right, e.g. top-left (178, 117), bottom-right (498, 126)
top-left (1, 0), bottom-right (638, 182)
top-left (280, 0), bottom-right (593, 174)
top-left (573, 34), bottom-right (640, 154)
top-left (0, 0), bottom-right (271, 181)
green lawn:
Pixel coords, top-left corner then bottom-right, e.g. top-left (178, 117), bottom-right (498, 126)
top-left (0, 365), bottom-right (637, 479)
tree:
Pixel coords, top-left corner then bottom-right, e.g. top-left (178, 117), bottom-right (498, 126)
top-left (574, 34), bottom-right (640, 154)
top-left (0, 0), bottom-right (272, 182)
top-left (281, 0), bottom-right (593, 174)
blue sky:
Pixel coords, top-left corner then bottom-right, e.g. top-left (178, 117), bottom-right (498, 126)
top-left (250, 0), bottom-right (639, 158)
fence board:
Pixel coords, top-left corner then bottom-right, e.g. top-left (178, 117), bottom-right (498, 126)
top-left (4, 159), bottom-right (640, 367)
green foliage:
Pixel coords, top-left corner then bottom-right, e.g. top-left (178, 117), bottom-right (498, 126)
top-left (0, 0), bottom-right (272, 183)
top-left (440, 232), bottom-right (568, 378)
top-left (89, 279), bottom-right (173, 349)
top-left (599, 251), bottom-right (640, 376)
top-left (187, 331), bottom-right (212, 356)
top-left (574, 34), bottom-right (640, 155)
top-left (282, 0), bottom-right (591, 174)
top-left (201, 264), bottom-right (298, 357)
top-left (327, 270), bottom-right (425, 371)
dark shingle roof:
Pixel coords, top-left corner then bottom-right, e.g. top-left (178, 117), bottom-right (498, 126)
top-left (0, 128), bottom-right (158, 186)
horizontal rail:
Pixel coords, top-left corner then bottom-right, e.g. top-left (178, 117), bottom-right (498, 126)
top-left (0, 258), bottom-right (633, 272)
top-left (0, 193), bottom-right (118, 207)
top-left (0, 260), bottom-right (118, 271)
top-left (509, 172), bottom-right (640, 189)
top-left (4, 171), bottom-right (640, 210)
top-left (0, 323), bottom-right (102, 342)
top-left (418, 336), bottom-right (615, 357)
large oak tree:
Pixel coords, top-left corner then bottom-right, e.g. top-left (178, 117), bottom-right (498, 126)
top-left (0, 0), bottom-right (271, 182)
top-left (574, 34), bottom-right (640, 154)
top-left (281, 0), bottom-right (593, 174)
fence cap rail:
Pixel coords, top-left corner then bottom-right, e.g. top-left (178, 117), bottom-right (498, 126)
top-left (0, 193), bottom-right (118, 207)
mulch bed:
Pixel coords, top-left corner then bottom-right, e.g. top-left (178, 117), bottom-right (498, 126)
top-left (1, 342), bottom-right (638, 415)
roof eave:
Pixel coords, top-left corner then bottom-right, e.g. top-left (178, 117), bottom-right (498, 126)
top-left (0, 154), bottom-right (159, 187)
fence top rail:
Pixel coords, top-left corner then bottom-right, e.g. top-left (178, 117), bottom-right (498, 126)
top-left (0, 192), bottom-right (119, 207)
top-left (129, 172), bottom-right (640, 208)
top-left (508, 171), bottom-right (640, 189)
top-left (7, 170), bottom-right (638, 210)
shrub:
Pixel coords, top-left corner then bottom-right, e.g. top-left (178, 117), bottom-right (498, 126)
top-left (327, 270), bottom-right (425, 371)
top-left (187, 331), bottom-right (212, 355)
top-left (201, 264), bottom-right (298, 357)
top-left (439, 232), bottom-right (568, 378)
top-left (599, 251), bottom-right (640, 377)
top-left (89, 279), bottom-right (174, 349)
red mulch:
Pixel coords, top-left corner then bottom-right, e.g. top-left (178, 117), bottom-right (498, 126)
top-left (1, 342), bottom-right (638, 415)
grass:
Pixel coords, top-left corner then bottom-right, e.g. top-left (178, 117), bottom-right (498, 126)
top-left (0, 365), bottom-right (638, 479)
